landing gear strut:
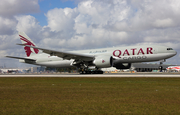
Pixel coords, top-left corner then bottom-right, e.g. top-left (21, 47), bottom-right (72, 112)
top-left (159, 59), bottom-right (166, 72)
top-left (159, 65), bottom-right (163, 72)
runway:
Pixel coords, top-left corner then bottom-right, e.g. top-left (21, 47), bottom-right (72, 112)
top-left (1, 73), bottom-right (180, 77)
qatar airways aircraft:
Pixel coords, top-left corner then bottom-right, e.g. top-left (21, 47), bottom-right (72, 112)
top-left (6, 32), bottom-right (177, 74)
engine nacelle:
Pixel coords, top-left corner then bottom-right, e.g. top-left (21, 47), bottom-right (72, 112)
top-left (93, 56), bottom-right (113, 68)
top-left (113, 63), bottom-right (131, 69)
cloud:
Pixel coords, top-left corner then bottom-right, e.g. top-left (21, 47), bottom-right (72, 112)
top-left (153, 18), bottom-right (174, 28)
top-left (129, 0), bottom-right (180, 31)
top-left (0, 0), bottom-right (40, 17)
top-left (16, 15), bottom-right (41, 33)
top-left (46, 8), bottom-right (78, 32)
top-left (0, 17), bottom-right (17, 35)
top-left (0, 0), bottom-right (40, 46)
top-left (42, 0), bottom-right (133, 49)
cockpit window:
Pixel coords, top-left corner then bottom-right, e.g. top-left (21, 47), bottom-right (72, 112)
top-left (167, 48), bottom-right (173, 50)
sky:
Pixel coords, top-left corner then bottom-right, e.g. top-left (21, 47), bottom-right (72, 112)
top-left (0, 0), bottom-right (180, 68)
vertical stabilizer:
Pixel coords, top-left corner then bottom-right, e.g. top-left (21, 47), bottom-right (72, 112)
top-left (18, 32), bottom-right (39, 57)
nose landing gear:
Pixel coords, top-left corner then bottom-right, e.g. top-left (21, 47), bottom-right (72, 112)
top-left (159, 59), bottom-right (166, 72)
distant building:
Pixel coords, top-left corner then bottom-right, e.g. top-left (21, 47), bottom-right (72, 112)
top-left (30, 66), bottom-right (46, 73)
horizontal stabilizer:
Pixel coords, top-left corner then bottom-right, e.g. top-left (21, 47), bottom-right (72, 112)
top-left (16, 43), bottom-right (26, 46)
top-left (6, 56), bottom-right (36, 61)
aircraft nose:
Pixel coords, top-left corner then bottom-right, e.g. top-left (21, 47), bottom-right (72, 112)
top-left (175, 51), bottom-right (177, 55)
top-left (173, 50), bottom-right (177, 56)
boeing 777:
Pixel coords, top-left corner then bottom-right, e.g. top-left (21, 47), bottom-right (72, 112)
top-left (6, 32), bottom-right (177, 74)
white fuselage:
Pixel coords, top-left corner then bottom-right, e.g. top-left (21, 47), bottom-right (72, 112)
top-left (19, 45), bottom-right (177, 68)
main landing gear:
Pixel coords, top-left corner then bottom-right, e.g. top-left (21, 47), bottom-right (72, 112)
top-left (79, 68), bottom-right (104, 74)
top-left (76, 62), bottom-right (104, 74)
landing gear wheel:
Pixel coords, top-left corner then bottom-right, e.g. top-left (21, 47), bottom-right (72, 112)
top-left (79, 70), bottom-right (103, 74)
top-left (159, 61), bottom-right (164, 72)
top-left (159, 66), bottom-right (163, 72)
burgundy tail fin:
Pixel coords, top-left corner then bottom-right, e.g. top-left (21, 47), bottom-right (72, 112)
top-left (19, 32), bottom-right (39, 57)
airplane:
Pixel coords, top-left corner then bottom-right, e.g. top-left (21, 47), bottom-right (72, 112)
top-left (166, 66), bottom-right (180, 72)
top-left (6, 32), bottom-right (177, 74)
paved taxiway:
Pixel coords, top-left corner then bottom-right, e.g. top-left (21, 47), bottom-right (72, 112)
top-left (1, 73), bottom-right (180, 77)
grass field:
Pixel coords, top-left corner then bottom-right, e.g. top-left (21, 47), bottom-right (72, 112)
top-left (0, 77), bottom-right (180, 115)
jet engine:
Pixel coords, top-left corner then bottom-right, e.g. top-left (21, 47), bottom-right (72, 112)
top-left (113, 62), bottom-right (131, 69)
top-left (93, 56), bottom-right (113, 68)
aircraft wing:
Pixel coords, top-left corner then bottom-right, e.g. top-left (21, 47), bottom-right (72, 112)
top-left (17, 44), bottom-right (95, 61)
top-left (6, 56), bottom-right (36, 61)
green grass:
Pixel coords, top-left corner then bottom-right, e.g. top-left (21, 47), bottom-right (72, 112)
top-left (1, 77), bottom-right (180, 115)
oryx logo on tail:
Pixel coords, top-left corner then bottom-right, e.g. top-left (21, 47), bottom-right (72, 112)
top-left (19, 35), bottom-right (39, 57)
